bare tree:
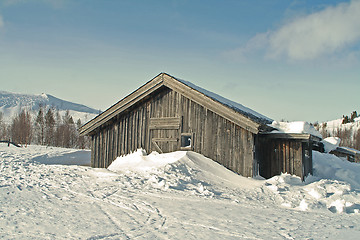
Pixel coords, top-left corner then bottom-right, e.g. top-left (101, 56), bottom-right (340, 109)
top-left (11, 110), bottom-right (32, 146)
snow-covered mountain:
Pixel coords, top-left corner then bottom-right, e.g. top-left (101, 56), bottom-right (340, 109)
top-left (0, 90), bottom-right (99, 124)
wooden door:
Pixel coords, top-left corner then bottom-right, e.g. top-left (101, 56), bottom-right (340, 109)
top-left (149, 117), bottom-right (181, 153)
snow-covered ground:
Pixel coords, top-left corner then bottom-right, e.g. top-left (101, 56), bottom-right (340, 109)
top-left (1, 144), bottom-right (360, 239)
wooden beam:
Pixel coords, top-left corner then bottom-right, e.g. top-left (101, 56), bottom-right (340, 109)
top-left (149, 117), bottom-right (181, 130)
top-left (79, 73), bottom-right (165, 135)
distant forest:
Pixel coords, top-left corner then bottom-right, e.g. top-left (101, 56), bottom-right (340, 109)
top-left (1, 107), bottom-right (359, 151)
top-left (0, 105), bottom-right (90, 149)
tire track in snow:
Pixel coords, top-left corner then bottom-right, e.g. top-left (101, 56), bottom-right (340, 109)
top-left (59, 172), bottom-right (168, 239)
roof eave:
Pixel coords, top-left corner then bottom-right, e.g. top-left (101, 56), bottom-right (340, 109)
top-left (80, 73), bottom-right (264, 136)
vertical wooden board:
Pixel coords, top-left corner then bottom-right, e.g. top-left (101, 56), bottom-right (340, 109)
top-left (98, 131), bottom-right (101, 168)
top-left (257, 138), bottom-right (265, 178)
top-left (105, 128), bottom-right (108, 167)
top-left (286, 141), bottom-right (290, 173)
top-left (244, 131), bottom-right (254, 177)
top-left (129, 112), bottom-right (134, 152)
top-left (204, 109), bottom-right (212, 157)
top-left (302, 142), bottom-right (307, 178)
top-left (242, 128), bottom-right (249, 176)
top-left (91, 135), bottom-right (96, 167)
top-left (158, 93), bottom-right (163, 118)
top-left (302, 142), bottom-right (311, 177)
top-left (214, 117), bottom-right (224, 165)
top-left (128, 114), bottom-right (132, 154)
top-left (117, 120), bottom-right (121, 157)
top-left (278, 141), bottom-right (283, 174)
top-left (268, 140), bottom-right (274, 178)
top-left (271, 140), bottom-right (278, 178)
top-left (185, 97), bottom-right (191, 133)
top-left (231, 125), bottom-right (238, 174)
top-left (108, 127), bottom-right (112, 166)
top-left (145, 102), bottom-right (151, 152)
top-left (236, 127), bottom-right (243, 175)
top-left (132, 110), bottom-right (137, 150)
top-left (124, 117), bottom-right (128, 154)
top-left (113, 122), bottom-right (117, 159)
top-left (258, 138), bottom-right (266, 178)
top-left (221, 119), bottom-right (226, 168)
top-left (96, 133), bottom-right (100, 168)
top-left (228, 122), bottom-right (234, 172)
top-left (215, 114), bottom-right (221, 165)
top-left (242, 128), bottom-right (248, 176)
top-left (93, 134), bottom-right (97, 168)
top-left (105, 128), bottom-right (109, 167)
top-left (162, 90), bottom-right (168, 117)
top-left (138, 107), bottom-right (143, 149)
top-left (224, 119), bottom-right (231, 170)
top-left (100, 131), bottom-right (103, 168)
top-left (168, 89), bottom-right (173, 117)
top-left (194, 101), bottom-right (202, 152)
top-left (107, 127), bottom-right (111, 166)
top-left (112, 125), bottom-right (116, 164)
top-left (282, 142), bottom-right (287, 173)
top-left (142, 104), bottom-right (147, 149)
top-left (199, 105), bottom-right (206, 153)
top-left (119, 118), bottom-right (124, 156)
top-left (99, 130), bottom-right (103, 168)
top-left (293, 141), bottom-right (303, 178)
top-left (289, 141), bottom-right (294, 175)
top-left (206, 110), bottom-right (214, 160)
top-left (133, 110), bottom-right (138, 150)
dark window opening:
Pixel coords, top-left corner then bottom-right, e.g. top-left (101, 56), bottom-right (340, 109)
top-left (181, 133), bottom-right (193, 149)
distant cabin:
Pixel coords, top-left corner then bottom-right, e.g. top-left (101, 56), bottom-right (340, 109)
top-left (80, 73), bottom-right (321, 180)
top-left (330, 146), bottom-right (360, 163)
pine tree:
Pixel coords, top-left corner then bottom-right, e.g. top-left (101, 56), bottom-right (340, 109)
top-left (350, 111), bottom-right (358, 122)
top-left (342, 115), bottom-right (350, 124)
top-left (35, 105), bottom-right (45, 145)
top-left (77, 119), bottom-right (86, 149)
top-left (45, 108), bottom-right (55, 146)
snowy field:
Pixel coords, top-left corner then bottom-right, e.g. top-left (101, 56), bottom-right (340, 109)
top-left (1, 144), bottom-right (360, 239)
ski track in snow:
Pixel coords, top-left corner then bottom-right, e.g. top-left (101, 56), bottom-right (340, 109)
top-left (1, 145), bottom-right (360, 239)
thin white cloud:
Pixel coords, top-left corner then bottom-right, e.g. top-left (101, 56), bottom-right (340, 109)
top-left (230, 0), bottom-right (360, 61)
top-left (267, 0), bottom-right (360, 60)
top-left (224, 32), bottom-right (270, 61)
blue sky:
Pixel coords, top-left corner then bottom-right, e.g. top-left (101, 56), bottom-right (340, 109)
top-left (0, 0), bottom-right (359, 122)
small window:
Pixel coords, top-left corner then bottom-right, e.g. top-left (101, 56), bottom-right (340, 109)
top-left (181, 133), bottom-right (193, 150)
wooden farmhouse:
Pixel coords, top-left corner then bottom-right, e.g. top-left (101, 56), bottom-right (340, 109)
top-left (80, 73), bottom-right (321, 180)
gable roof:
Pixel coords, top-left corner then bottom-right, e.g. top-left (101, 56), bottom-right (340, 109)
top-left (80, 73), bottom-right (273, 136)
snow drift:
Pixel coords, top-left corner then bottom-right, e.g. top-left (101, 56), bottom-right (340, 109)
top-left (1, 143), bottom-right (360, 239)
top-left (109, 148), bottom-right (360, 214)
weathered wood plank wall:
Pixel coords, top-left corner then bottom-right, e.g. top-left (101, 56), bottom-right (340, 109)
top-left (257, 138), bottom-right (313, 180)
top-left (90, 87), bottom-right (255, 177)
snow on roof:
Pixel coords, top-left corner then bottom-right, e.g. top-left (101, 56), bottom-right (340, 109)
top-left (322, 137), bottom-right (341, 153)
top-left (174, 77), bottom-right (273, 124)
top-left (269, 121), bottom-right (322, 138)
